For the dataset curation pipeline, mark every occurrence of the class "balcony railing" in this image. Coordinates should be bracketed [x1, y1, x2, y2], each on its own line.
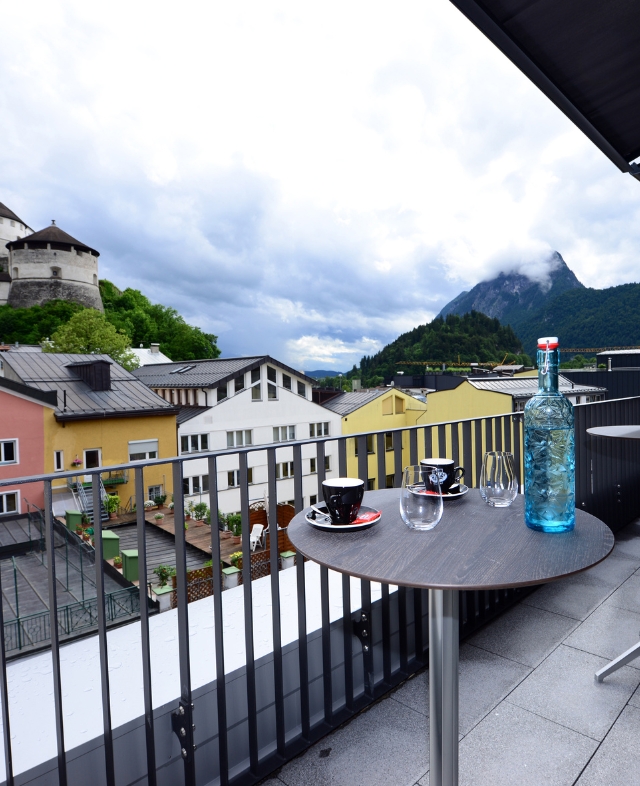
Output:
[0, 396, 639, 786]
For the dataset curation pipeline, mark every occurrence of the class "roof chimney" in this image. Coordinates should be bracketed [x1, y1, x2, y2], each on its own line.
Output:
[150, 343, 160, 354]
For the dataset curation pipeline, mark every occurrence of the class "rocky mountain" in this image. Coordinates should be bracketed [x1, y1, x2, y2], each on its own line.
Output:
[437, 252, 584, 336]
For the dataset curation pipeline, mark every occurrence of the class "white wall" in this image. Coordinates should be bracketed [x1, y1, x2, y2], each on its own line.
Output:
[0, 215, 31, 245]
[178, 363, 342, 514]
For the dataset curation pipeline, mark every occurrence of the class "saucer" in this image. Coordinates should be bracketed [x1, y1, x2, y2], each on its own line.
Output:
[305, 504, 382, 533]
[411, 484, 469, 500]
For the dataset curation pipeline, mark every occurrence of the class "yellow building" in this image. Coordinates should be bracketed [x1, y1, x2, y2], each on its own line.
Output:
[322, 388, 428, 489]
[1, 352, 179, 514]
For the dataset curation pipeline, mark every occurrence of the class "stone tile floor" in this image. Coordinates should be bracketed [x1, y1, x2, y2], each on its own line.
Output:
[259, 519, 640, 786]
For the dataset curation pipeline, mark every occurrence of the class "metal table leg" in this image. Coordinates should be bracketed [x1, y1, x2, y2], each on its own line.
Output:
[595, 639, 640, 682]
[429, 588, 459, 786]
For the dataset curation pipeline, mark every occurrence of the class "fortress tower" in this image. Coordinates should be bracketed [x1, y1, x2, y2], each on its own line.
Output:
[0, 202, 32, 306]
[4, 218, 104, 312]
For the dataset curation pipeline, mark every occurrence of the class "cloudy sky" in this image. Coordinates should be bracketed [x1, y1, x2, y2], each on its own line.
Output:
[1, 1, 639, 370]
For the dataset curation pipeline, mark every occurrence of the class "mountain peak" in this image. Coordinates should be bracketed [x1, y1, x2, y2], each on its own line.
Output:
[437, 252, 584, 332]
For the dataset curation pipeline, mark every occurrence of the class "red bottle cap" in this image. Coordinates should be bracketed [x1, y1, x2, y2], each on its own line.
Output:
[537, 336, 559, 349]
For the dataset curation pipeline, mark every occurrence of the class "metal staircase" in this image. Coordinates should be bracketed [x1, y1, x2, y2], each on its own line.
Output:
[70, 476, 109, 524]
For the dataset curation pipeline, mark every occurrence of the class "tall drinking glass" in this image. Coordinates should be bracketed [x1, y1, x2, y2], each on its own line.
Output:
[400, 465, 443, 531]
[480, 451, 518, 507]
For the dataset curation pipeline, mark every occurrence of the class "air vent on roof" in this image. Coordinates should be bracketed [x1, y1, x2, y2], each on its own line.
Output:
[169, 364, 197, 374]
[67, 360, 112, 391]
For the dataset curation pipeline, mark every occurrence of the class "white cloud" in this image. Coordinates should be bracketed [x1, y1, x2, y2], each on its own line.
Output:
[0, 0, 638, 369]
[286, 335, 383, 369]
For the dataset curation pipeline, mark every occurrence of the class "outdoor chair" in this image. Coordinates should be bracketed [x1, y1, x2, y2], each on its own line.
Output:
[250, 524, 264, 552]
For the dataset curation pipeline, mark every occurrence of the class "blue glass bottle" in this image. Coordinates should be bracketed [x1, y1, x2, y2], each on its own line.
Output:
[524, 337, 575, 532]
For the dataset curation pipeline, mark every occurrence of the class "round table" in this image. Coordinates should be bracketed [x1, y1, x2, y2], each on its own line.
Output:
[587, 424, 640, 681]
[288, 488, 613, 786]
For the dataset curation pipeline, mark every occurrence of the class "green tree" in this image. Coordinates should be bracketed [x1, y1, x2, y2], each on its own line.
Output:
[44, 309, 139, 370]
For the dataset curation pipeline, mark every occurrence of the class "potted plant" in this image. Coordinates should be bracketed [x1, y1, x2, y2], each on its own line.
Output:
[113, 555, 123, 569]
[228, 514, 242, 544]
[219, 512, 231, 538]
[71, 456, 82, 467]
[152, 564, 176, 588]
[75, 525, 83, 537]
[185, 500, 195, 520]
[193, 502, 208, 526]
[154, 494, 167, 509]
[229, 551, 243, 569]
[154, 512, 165, 521]
[144, 500, 155, 511]
[168, 501, 174, 511]
[106, 494, 120, 520]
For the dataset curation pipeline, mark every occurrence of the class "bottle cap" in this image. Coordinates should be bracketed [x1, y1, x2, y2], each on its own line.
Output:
[537, 336, 559, 349]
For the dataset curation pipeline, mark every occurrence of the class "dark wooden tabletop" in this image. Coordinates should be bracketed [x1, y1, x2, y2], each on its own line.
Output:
[587, 425, 640, 440]
[288, 489, 614, 591]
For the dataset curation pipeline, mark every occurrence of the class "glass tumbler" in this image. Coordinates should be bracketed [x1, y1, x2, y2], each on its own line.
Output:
[480, 451, 518, 507]
[400, 465, 444, 531]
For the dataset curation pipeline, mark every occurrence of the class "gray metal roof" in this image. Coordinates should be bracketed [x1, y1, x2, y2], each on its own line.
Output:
[321, 389, 388, 417]
[176, 407, 209, 425]
[132, 355, 316, 389]
[2, 352, 177, 420]
[597, 349, 640, 356]
[468, 375, 606, 398]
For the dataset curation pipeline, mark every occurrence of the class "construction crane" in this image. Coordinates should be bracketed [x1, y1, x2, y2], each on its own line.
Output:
[395, 360, 501, 368]
[559, 346, 640, 353]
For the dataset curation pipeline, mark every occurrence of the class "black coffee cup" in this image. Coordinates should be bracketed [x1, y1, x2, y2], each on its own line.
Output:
[322, 478, 365, 524]
[420, 458, 464, 495]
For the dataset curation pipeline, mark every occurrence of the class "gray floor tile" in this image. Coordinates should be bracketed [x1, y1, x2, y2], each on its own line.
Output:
[468, 603, 578, 667]
[580, 551, 638, 587]
[575, 705, 640, 786]
[564, 603, 640, 666]
[507, 643, 640, 740]
[629, 682, 640, 709]
[606, 573, 640, 614]
[391, 644, 530, 735]
[612, 521, 640, 564]
[456, 702, 597, 786]
[277, 697, 429, 786]
[522, 571, 613, 620]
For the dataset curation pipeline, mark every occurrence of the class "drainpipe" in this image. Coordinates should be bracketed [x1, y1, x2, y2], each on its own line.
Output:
[607, 357, 612, 372]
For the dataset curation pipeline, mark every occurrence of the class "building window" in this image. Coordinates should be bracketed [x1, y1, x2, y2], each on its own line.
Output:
[395, 396, 405, 414]
[297, 381, 306, 397]
[386, 474, 395, 489]
[183, 475, 210, 495]
[180, 434, 209, 453]
[275, 462, 295, 479]
[325, 455, 331, 472]
[367, 478, 376, 491]
[93, 274, 98, 285]
[129, 439, 158, 462]
[354, 436, 375, 456]
[54, 451, 64, 471]
[148, 485, 163, 500]
[51, 266, 61, 278]
[283, 374, 291, 390]
[268, 383, 277, 400]
[0, 440, 17, 465]
[235, 375, 245, 393]
[217, 384, 228, 402]
[267, 366, 277, 383]
[310, 422, 330, 438]
[228, 469, 253, 487]
[273, 425, 295, 442]
[251, 368, 260, 384]
[227, 430, 253, 447]
[385, 432, 393, 451]
[310, 458, 317, 474]
[9, 220, 14, 227]
[310, 494, 317, 506]
[252, 383, 261, 401]
[0, 492, 18, 515]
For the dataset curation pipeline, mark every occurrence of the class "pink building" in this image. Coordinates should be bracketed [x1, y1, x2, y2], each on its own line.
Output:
[0, 378, 57, 515]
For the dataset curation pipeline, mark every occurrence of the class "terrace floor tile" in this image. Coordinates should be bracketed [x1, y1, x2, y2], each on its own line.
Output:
[522, 571, 614, 621]
[467, 603, 578, 667]
[507, 643, 640, 740]
[575, 706, 640, 786]
[605, 572, 640, 614]
[276, 695, 429, 786]
[577, 550, 638, 587]
[564, 603, 640, 666]
[629, 682, 640, 709]
[391, 644, 530, 735]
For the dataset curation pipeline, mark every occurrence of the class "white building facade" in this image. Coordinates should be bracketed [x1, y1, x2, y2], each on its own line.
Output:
[133, 356, 342, 515]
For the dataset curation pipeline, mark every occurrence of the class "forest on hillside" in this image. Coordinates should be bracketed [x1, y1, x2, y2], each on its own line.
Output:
[0, 279, 220, 361]
[351, 311, 530, 387]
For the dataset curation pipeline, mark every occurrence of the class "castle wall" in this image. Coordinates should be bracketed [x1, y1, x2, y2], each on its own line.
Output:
[0, 215, 30, 245]
[0, 280, 10, 306]
[7, 245, 103, 311]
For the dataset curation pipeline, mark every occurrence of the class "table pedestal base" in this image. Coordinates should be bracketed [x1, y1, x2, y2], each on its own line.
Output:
[595, 639, 640, 682]
[429, 589, 459, 786]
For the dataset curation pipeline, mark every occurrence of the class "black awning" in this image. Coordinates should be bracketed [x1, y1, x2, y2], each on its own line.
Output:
[449, 0, 640, 179]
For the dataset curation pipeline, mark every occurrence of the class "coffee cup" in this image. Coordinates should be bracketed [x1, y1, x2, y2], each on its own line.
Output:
[420, 458, 464, 495]
[322, 477, 365, 524]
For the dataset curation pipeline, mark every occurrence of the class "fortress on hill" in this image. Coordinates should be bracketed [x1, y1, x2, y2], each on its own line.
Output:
[0, 200, 104, 311]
